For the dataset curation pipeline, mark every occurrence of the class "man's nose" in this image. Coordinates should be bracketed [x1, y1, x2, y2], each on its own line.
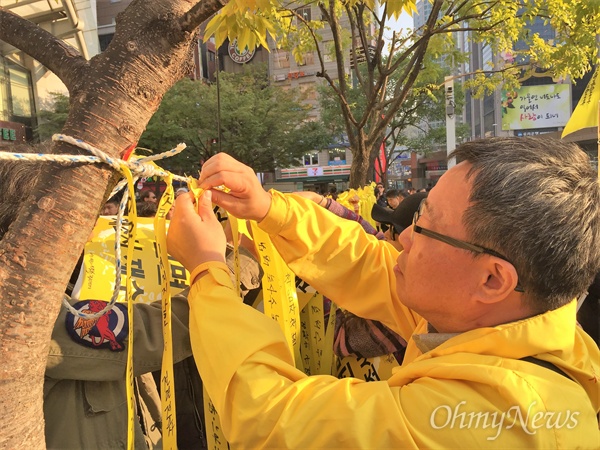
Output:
[397, 226, 412, 251]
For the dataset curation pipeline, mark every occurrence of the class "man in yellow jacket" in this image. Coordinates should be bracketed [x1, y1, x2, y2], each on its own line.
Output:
[167, 137, 600, 449]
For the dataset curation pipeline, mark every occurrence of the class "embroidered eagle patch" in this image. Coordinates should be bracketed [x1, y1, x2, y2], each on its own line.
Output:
[65, 300, 128, 352]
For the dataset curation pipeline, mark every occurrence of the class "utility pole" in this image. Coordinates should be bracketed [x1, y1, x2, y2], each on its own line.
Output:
[445, 76, 456, 169]
[215, 46, 222, 153]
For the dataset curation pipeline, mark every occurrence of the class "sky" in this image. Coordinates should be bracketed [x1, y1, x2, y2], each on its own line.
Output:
[382, 10, 414, 49]
[387, 11, 414, 35]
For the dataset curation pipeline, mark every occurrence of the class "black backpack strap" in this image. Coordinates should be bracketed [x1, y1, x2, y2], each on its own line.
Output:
[519, 357, 598, 424]
[519, 356, 574, 382]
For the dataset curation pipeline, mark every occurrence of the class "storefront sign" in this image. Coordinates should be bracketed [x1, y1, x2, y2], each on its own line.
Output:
[228, 39, 256, 64]
[0, 121, 24, 142]
[307, 167, 324, 176]
[501, 84, 570, 131]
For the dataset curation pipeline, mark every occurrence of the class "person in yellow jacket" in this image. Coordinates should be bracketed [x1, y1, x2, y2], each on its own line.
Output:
[167, 137, 600, 449]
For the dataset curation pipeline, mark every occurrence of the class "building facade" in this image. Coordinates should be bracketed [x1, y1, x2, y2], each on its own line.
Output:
[1, 0, 99, 144]
[410, 0, 597, 186]
[207, 4, 360, 192]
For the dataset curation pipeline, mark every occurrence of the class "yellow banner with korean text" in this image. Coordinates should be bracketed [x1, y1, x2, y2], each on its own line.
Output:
[562, 68, 599, 138]
[77, 217, 190, 303]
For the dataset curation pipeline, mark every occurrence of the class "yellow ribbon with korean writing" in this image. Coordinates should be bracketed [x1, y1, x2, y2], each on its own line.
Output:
[298, 293, 337, 375]
[250, 222, 302, 368]
[336, 353, 399, 381]
[120, 164, 137, 450]
[154, 174, 177, 449]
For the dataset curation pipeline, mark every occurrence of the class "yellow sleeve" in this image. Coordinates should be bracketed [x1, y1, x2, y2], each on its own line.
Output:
[189, 265, 421, 449]
[258, 190, 420, 338]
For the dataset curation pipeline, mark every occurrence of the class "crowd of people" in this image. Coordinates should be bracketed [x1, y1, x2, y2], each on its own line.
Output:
[2, 136, 600, 448]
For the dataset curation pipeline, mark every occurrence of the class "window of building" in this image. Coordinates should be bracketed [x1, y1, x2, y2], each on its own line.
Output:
[0, 57, 8, 121]
[296, 6, 311, 23]
[274, 49, 290, 69]
[8, 65, 33, 118]
[298, 52, 315, 66]
[328, 148, 346, 165]
[99, 33, 115, 52]
[303, 152, 319, 166]
[321, 41, 335, 62]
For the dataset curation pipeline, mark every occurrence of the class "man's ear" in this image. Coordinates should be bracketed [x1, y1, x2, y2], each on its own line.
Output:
[475, 259, 520, 305]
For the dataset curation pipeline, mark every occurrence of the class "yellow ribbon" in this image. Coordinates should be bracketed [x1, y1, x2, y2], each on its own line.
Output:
[229, 213, 242, 298]
[298, 293, 337, 376]
[250, 222, 303, 368]
[119, 162, 137, 450]
[203, 387, 229, 450]
[336, 353, 399, 381]
[322, 301, 337, 376]
[154, 175, 177, 449]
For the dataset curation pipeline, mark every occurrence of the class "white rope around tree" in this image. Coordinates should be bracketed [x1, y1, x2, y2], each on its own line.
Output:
[0, 134, 189, 319]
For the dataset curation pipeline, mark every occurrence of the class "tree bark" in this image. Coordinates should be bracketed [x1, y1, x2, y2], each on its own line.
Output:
[0, 0, 223, 447]
[348, 131, 372, 188]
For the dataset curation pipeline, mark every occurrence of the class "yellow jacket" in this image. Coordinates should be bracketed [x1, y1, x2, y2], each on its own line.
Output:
[189, 192, 600, 449]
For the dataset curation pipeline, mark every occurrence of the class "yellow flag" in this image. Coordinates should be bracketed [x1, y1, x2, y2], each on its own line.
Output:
[562, 69, 600, 138]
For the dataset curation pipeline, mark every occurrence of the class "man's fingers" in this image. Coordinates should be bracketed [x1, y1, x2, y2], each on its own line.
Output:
[197, 190, 215, 221]
[174, 191, 197, 214]
[199, 172, 251, 195]
[208, 188, 238, 212]
[200, 154, 246, 186]
[199, 154, 257, 193]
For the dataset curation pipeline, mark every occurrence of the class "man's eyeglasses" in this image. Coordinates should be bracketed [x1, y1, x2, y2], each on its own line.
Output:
[411, 200, 524, 293]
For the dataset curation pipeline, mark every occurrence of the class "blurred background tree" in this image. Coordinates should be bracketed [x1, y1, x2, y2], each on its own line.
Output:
[139, 64, 333, 174]
[36, 92, 69, 141]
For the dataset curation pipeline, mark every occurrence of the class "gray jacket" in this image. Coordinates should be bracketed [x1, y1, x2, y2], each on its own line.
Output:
[44, 298, 192, 449]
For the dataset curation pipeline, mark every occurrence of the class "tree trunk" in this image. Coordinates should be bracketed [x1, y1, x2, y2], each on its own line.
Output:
[349, 134, 372, 188]
[0, 0, 224, 447]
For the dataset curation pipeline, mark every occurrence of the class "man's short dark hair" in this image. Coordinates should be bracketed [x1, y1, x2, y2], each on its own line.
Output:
[140, 190, 155, 201]
[136, 200, 157, 218]
[385, 189, 407, 198]
[451, 137, 600, 312]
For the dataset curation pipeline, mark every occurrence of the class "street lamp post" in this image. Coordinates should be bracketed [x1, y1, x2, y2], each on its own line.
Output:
[215, 46, 222, 153]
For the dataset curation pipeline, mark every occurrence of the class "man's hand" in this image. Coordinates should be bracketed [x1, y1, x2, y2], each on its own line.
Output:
[167, 190, 226, 273]
[199, 153, 272, 222]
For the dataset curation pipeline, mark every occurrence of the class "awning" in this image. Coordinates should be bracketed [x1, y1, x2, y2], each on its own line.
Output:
[0, 0, 92, 59]
[276, 175, 350, 183]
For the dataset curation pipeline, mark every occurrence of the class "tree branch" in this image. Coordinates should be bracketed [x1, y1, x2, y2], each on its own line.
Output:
[350, 5, 390, 132]
[317, 2, 359, 129]
[0, 7, 88, 92]
[368, 0, 445, 142]
[373, 4, 387, 74]
[346, 5, 366, 89]
[179, 0, 229, 32]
